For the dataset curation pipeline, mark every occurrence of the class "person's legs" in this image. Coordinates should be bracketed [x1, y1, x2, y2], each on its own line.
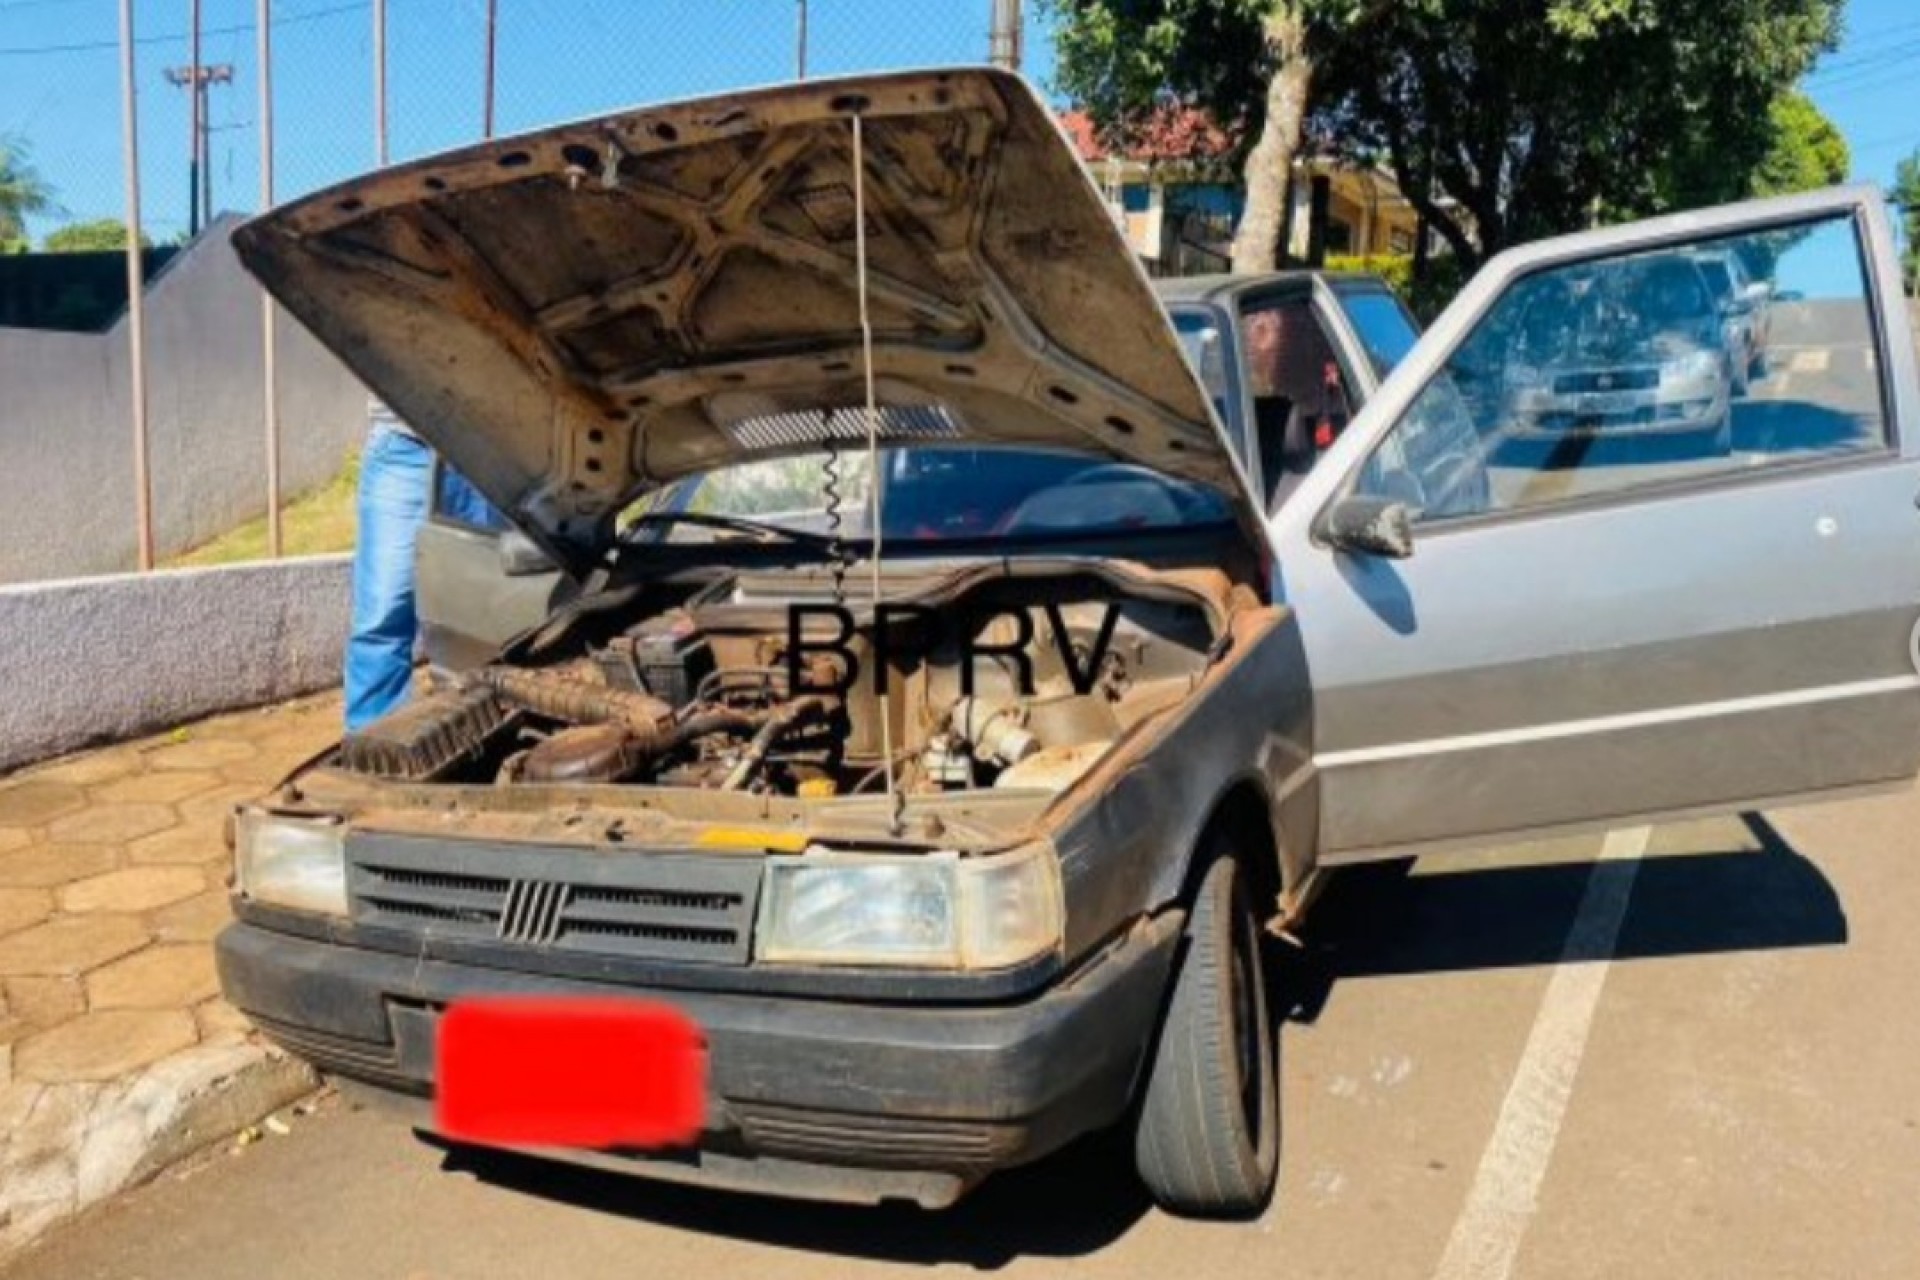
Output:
[434, 462, 506, 530]
[344, 426, 433, 732]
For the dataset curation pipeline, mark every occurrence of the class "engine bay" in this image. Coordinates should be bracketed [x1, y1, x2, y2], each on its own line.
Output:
[335, 566, 1231, 799]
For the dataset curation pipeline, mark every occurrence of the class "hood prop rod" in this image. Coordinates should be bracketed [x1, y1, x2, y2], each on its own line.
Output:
[851, 111, 903, 832]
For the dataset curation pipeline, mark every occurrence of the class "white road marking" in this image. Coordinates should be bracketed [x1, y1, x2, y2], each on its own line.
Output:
[1430, 825, 1650, 1280]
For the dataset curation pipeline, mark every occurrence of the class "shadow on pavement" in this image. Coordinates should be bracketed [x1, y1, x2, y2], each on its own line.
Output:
[427, 1122, 1153, 1269]
[1284, 812, 1845, 1025]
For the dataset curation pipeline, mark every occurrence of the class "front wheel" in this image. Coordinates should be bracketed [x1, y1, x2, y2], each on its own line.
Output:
[1134, 853, 1280, 1217]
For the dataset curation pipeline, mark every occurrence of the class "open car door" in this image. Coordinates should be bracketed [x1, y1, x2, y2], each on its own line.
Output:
[1268, 185, 1920, 861]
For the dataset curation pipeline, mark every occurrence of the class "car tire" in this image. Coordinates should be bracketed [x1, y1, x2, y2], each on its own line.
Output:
[1730, 357, 1751, 398]
[1134, 851, 1279, 1218]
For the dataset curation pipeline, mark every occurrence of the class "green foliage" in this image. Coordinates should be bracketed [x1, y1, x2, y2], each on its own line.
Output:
[0, 237, 28, 256]
[1044, 0, 1302, 161]
[1051, 1, 1844, 271]
[0, 134, 57, 242]
[1751, 92, 1850, 197]
[1312, 0, 1844, 265]
[43, 219, 150, 254]
[1656, 88, 1849, 211]
[1894, 148, 1920, 294]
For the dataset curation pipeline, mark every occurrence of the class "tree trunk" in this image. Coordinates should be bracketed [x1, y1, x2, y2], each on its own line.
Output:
[1230, 5, 1312, 275]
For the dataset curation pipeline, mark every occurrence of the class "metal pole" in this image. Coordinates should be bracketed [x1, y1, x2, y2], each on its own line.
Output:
[483, 0, 497, 138]
[988, 0, 1022, 72]
[374, 0, 388, 166]
[189, 0, 202, 236]
[120, 0, 155, 571]
[259, 0, 282, 558]
[795, 0, 808, 81]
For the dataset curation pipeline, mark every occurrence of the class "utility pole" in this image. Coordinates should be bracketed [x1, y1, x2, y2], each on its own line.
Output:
[796, 0, 808, 80]
[260, 0, 282, 557]
[988, 0, 1022, 72]
[119, 0, 154, 571]
[163, 58, 233, 236]
[483, 0, 498, 138]
[374, 0, 388, 166]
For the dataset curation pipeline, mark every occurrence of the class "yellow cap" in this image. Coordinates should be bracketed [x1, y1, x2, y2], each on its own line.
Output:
[797, 777, 839, 799]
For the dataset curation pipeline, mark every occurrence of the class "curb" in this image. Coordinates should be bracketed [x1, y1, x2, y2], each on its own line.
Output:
[0, 1038, 318, 1264]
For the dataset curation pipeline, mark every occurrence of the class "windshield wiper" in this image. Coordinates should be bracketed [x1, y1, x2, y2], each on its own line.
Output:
[619, 510, 840, 553]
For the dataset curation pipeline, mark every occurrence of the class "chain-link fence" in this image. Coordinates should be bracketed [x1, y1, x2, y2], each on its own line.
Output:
[0, 0, 1046, 582]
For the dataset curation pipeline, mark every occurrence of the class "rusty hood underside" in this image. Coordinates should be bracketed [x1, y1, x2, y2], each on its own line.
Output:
[233, 67, 1256, 575]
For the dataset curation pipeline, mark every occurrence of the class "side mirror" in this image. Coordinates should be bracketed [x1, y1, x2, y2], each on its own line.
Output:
[1319, 495, 1416, 559]
[498, 529, 559, 577]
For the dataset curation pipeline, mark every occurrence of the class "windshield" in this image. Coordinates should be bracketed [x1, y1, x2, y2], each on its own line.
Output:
[1336, 288, 1422, 377]
[639, 445, 1234, 546]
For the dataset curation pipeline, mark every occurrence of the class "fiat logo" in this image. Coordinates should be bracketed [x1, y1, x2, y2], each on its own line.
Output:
[1596, 373, 1614, 390]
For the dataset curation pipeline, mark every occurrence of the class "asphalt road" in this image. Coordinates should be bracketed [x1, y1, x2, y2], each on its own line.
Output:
[8, 779, 1920, 1280]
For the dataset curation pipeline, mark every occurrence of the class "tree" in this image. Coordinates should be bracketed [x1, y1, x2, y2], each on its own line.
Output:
[1894, 148, 1920, 295]
[43, 219, 150, 253]
[1751, 92, 1850, 197]
[1047, 1, 1349, 273]
[1655, 88, 1848, 211]
[1311, 0, 1845, 268]
[0, 134, 56, 243]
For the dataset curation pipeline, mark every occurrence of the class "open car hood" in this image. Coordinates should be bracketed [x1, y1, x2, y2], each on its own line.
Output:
[234, 67, 1260, 574]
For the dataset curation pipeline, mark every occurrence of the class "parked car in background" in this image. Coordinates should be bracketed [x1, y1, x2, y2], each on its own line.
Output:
[217, 68, 1920, 1221]
[1693, 246, 1774, 392]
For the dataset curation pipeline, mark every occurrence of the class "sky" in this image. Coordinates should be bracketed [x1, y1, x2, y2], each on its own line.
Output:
[0, 0, 1911, 246]
[0, 0, 1057, 241]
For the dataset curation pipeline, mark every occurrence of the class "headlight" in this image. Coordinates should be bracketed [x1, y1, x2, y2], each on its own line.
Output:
[1663, 350, 1721, 382]
[235, 810, 348, 916]
[758, 844, 1063, 969]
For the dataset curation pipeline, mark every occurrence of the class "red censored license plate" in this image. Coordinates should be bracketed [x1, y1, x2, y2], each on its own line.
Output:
[436, 998, 704, 1149]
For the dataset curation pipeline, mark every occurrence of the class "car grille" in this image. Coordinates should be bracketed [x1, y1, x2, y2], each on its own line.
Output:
[1553, 368, 1659, 394]
[347, 834, 761, 965]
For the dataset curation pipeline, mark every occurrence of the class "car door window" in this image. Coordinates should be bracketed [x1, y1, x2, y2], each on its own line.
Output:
[1353, 213, 1890, 521]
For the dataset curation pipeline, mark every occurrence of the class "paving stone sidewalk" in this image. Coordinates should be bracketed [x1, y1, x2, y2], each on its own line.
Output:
[0, 693, 341, 1259]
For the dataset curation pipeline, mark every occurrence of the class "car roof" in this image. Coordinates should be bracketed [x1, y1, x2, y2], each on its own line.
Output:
[1151, 270, 1389, 307]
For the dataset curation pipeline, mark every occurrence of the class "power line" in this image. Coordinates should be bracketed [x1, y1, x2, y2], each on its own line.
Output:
[0, 0, 367, 58]
[1812, 60, 1920, 102]
[1807, 42, 1920, 88]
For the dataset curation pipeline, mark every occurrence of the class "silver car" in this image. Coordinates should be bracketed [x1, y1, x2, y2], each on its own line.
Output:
[215, 69, 1920, 1220]
[1693, 247, 1774, 392]
[1500, 255, 1735, 454]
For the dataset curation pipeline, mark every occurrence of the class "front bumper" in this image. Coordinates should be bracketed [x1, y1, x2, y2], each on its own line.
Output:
[215, 911, 1182, 1207]
[1509, 377, 1727, 438]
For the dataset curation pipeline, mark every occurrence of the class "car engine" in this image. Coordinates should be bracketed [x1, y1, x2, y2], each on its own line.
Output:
[336, 570, 1225, 798]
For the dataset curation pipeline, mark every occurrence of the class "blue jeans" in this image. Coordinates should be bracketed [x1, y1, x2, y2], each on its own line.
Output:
[345, 425, 499, 731]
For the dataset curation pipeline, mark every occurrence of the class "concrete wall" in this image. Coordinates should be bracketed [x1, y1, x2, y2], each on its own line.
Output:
[0, 556, 350, 772]
[0, 217, 370, 584]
